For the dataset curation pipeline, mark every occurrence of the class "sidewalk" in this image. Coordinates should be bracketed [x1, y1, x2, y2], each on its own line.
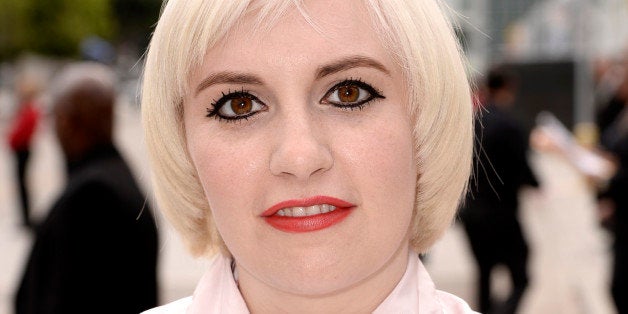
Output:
[0, 100, 617, 313]
[428, 152, 616, 313]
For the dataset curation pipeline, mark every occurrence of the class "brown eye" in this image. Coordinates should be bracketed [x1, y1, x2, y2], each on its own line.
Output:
[338, 85, 360, 103]
[208, 92, 267, 121]
[231, 97, 253, 115]
[321, 80, 384, 108]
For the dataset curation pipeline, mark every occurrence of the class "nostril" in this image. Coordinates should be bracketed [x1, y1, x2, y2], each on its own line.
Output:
[268, 135, 333, 179]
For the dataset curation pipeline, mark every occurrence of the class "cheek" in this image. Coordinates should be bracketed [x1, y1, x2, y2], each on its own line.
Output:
[346, 119, 416, 191]
[186, 134, 270, 255]
[340, 115, 417, 220]
[185, 123, 266, 219]
[191, 141, 261, 200]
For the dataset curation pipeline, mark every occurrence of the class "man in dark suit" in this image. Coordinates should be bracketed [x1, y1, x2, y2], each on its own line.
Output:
[15, 63, 159, 314]
[597, 92, 628, 313]
[598, 134, 628, 314]
[460, 67, 539, 314]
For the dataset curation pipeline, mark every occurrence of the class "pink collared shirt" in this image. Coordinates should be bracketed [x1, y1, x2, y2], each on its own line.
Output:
[143, 252, 477, 313]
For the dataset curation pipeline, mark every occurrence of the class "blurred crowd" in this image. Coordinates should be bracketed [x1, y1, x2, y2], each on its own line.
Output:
[592, 55, 628, 314]
[4, 61, 159, 314]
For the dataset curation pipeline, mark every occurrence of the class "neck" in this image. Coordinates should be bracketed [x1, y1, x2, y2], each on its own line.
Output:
[238, 244, 410, 313]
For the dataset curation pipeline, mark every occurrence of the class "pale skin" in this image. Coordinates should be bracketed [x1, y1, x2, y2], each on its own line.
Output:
[184, 1, 418, 312]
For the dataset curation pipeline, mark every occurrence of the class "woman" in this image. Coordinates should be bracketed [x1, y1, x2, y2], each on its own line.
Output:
[142, 0, 474, 312]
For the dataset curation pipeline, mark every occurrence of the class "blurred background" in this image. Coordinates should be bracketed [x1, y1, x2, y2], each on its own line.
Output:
[1, 0, 627, 313]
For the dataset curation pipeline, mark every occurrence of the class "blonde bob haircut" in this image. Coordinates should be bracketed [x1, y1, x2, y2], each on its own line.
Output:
[142, 0, 473, 257]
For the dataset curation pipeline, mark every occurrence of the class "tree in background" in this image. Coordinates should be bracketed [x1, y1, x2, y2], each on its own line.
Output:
[112, 0, 162, 56]
[0, 0, 160, 61]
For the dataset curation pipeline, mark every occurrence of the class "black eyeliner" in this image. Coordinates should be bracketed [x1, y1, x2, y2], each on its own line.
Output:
[205, 88, 264, 122]
[322, 78, 385, 110]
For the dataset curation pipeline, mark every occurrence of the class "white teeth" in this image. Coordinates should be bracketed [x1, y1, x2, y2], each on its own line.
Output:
[305, 206, 320, 216]
[276, 204, 337, 217]
[293, 207, 306, 217]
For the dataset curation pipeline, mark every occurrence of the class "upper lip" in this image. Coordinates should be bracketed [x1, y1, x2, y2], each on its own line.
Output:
[261, 195, 355, 217]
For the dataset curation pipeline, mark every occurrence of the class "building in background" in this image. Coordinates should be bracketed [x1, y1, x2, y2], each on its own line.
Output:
[447, 0, 628, 135]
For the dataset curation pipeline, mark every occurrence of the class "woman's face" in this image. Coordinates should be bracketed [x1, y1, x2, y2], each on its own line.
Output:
[184, 0, 417, 298]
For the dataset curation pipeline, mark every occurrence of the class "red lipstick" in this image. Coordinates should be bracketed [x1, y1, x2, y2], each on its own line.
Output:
[262, 196, 355, 233]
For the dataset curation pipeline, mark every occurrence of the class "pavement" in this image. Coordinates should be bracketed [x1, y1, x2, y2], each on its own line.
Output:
[0, 95, 618, 313]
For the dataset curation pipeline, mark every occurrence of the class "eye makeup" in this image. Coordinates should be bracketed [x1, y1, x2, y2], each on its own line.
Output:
[205, 78, 385, 122]
[206, 89, 267, 122]
[320, 78, 385, 110]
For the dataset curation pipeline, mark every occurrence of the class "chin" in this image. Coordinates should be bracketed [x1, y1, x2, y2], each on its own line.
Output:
[267, 246, 395, 296]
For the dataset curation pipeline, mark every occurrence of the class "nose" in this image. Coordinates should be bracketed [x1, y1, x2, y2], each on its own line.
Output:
[269, 111, 333, 181]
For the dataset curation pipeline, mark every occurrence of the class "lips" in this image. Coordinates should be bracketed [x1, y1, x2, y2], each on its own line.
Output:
[262, 196, 355, 233]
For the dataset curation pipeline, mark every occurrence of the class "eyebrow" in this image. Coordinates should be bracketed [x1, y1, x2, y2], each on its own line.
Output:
[195, 55, 390, 96]
[195, 72, 264, 96]
[316, 55, 390, 79]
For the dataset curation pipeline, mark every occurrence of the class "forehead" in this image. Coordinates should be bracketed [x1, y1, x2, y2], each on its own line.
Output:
[191, 0, 395, 81]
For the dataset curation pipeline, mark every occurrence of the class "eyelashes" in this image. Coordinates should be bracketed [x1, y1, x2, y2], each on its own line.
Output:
[205, 79, 385, 122]
[321, 79, 385, 109]
[206, 89, 267, 121]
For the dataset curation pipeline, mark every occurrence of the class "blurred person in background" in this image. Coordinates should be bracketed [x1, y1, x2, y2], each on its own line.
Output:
[598, 134, 628, 314]
[460, 67, 540, 314]
[15, 62, 159, 314]
[6, 74, 41, 229]
[596, 57, 628, 151]
[595, 56, 628, 314]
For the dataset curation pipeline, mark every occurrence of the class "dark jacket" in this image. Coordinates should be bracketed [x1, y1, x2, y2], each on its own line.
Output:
[600, 134, 628, 250]
[16, 144, 159, 314]
[464, 103, 539, 214]
[598, 132, 628, 313]
[460, 103, 539, 260]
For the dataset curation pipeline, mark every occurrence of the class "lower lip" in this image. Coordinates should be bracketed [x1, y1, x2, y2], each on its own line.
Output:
[264, 207, 353, 233]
